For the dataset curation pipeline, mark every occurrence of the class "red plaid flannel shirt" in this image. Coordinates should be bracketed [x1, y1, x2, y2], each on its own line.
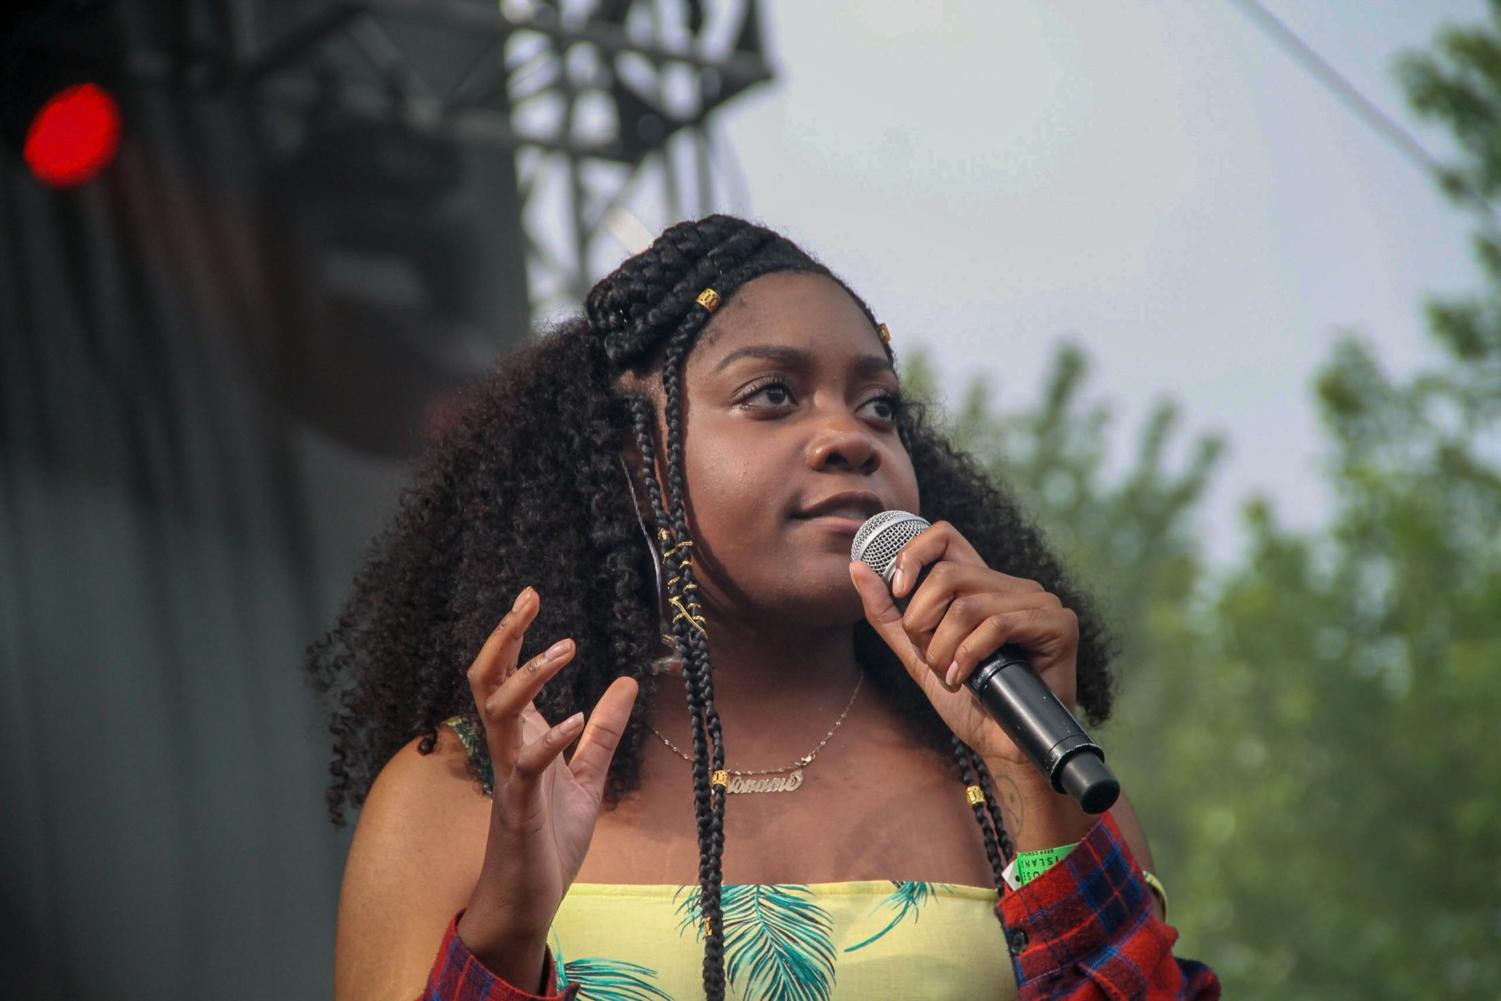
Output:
[417, 811, 1219, 1000]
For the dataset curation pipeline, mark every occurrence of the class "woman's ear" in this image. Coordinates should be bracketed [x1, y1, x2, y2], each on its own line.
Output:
[617, 443, 673, 636]
[619, 438, 647, 484]
[618, 447, 648, 510]
[614, 386, 669, 503]
[617, 435, 662, 533]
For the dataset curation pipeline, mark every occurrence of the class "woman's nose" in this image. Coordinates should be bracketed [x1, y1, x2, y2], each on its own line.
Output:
[805, 415, 881, 474]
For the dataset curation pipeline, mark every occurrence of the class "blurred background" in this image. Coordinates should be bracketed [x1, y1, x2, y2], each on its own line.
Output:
[3, 0, 1498, 997]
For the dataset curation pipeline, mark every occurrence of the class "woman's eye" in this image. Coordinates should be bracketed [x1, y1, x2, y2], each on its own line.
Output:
[864, 393, 902, 422]
[739, 379, 795, 408]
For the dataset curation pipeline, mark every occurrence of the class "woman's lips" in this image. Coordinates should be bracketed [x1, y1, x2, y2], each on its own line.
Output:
[794, 514, 865, 535]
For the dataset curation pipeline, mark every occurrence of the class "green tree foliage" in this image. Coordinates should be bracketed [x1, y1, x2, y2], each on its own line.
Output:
[897, 8, 1501, 995]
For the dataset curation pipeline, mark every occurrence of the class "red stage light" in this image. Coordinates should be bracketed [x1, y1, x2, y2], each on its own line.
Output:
[22, 82, 121, 188]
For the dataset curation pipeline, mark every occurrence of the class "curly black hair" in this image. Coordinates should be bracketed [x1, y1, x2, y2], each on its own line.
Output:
[305, 214, 1116, 999]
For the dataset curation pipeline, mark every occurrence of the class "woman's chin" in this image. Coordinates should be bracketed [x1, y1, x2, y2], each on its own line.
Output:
[760, 576, 868, 627]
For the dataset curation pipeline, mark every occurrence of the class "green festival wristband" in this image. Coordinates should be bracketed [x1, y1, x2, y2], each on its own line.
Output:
[1012, 843, 1078, 887]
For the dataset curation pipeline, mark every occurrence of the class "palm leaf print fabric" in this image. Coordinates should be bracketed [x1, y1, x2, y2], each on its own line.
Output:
[676, 883, 837, 1001]
[547, 880, 1016, 1000]
[842, 881, 955, 954]
[549, 932, 674, 1001]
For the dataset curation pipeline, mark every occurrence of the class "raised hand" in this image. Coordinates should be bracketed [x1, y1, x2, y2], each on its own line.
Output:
[455, 585, 639, 977]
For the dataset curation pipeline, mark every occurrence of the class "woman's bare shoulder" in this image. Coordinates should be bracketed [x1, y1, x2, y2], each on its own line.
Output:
[333, 727, 491, 1001]
[373, 725, 490, 810]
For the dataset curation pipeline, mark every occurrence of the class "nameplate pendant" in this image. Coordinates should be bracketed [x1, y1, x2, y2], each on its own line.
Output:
[725, 769, 804, 794]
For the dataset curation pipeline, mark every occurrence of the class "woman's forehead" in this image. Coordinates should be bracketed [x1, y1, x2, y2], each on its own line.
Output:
[613, 272, 891, 398]
[694, 272, 886, 362]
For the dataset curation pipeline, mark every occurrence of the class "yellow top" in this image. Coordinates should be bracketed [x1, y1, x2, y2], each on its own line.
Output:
[441, 716, 1018, 999]
[547, 879, 1017, 1000]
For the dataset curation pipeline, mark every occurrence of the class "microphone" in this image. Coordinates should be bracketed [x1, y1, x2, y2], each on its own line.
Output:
[852, 511, 1120, 814]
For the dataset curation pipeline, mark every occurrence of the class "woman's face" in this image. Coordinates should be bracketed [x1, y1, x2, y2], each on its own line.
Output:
[643, 271, 921, 628]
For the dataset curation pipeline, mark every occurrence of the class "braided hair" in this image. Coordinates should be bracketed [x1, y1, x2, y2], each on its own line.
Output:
[307, 214, 1116, 999]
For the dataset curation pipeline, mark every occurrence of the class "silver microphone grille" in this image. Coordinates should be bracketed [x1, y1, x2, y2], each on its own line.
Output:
[850, 511, 931, 582]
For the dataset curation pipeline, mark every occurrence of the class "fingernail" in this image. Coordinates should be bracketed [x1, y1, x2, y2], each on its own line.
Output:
[513, 586, 534, 611]
[891, 567, 906, 594]
[561, 712, 585, 732]
[944, 662, 960, 687]
[545, 638, 572, 661]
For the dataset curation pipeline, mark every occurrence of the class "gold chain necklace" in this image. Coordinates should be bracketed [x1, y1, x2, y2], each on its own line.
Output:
[644, 666, 864, 795]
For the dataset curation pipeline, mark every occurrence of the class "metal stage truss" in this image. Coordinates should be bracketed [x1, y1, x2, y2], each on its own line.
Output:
[126, 0, 772, 317]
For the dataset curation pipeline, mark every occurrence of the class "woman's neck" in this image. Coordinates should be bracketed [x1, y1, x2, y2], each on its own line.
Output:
[643, 617, 868, 766]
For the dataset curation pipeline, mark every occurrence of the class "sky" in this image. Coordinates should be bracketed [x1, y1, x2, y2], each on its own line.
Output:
[667, 0, 1489, 566]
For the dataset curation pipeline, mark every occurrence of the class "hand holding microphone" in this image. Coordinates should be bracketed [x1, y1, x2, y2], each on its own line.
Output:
[848, 511, 1119, 814]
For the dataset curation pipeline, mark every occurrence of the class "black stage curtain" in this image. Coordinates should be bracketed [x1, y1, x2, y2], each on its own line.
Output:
[0, 7, 528, 996]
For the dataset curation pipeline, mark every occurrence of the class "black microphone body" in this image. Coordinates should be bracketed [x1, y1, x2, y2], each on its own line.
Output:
[852, 511, 1120, 814]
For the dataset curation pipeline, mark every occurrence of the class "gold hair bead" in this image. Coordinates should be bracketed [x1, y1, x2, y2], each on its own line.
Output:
[711, 770, 729, 789]
[965, 785, 985, 806]
[877, 322, 891, 345]
[696, 288, 722, 313]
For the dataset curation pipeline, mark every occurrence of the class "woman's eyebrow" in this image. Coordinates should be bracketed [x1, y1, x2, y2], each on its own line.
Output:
[712, 344, 895, 378]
